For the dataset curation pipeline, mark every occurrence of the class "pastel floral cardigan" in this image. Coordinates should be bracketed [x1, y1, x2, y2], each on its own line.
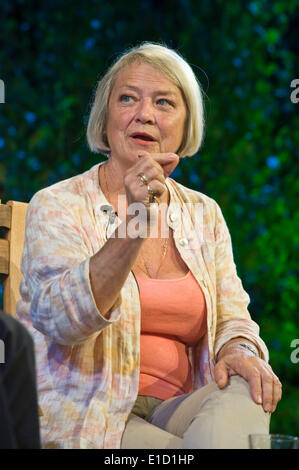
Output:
[16, 162, 269, 449]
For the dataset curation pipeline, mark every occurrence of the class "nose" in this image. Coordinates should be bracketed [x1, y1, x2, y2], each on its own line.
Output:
[135, 98, 155, 124]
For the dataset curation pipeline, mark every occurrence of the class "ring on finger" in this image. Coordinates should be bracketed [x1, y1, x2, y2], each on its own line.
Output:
[138, 172, 149, 186]
[147, 185, 156, 204]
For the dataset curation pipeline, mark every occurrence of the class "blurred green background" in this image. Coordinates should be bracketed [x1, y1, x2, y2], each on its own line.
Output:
[0, 0, 298, 435]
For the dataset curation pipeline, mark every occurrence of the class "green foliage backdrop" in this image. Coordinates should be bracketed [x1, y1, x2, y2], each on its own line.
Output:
[0, 0, 298, 435]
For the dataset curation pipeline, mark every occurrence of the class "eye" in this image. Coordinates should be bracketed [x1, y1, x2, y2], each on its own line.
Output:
[157, 98, 172, 107]
[120, 94, 134, 103]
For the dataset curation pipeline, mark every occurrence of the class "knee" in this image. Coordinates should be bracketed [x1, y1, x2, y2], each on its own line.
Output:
[209, 375, 254, 401]
[183, 376, 270, 449]
[203, 375, 270, 426]
[219, 375, 253, 398]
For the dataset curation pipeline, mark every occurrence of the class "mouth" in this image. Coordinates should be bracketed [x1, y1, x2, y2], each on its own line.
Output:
[130, 132, 157, 145]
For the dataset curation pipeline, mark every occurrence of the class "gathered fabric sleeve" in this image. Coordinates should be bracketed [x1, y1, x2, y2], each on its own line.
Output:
[212, 202, 269, 362]
[21, 188, 121, 345]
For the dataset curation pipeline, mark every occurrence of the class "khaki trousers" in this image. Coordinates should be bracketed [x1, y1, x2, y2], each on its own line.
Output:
[121, 376, 270, 449]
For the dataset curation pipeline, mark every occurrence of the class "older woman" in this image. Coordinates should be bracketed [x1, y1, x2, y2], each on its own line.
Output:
[16, 42, 282, 449]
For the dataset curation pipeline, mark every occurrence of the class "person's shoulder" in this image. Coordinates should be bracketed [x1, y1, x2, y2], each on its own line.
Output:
[28, 164, 100, 210]
[167, 177, 218, 209]
[167, 177, 227, 230]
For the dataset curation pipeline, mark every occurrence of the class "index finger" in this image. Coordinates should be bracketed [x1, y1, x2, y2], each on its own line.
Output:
[138, 152, 179, 177]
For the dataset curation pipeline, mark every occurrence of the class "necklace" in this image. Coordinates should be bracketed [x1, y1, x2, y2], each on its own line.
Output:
[102, 162, 169, 279]
[140, 237, 168, 279]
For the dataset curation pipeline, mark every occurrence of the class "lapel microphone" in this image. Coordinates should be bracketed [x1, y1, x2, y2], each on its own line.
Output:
[100, 204, 118, 224]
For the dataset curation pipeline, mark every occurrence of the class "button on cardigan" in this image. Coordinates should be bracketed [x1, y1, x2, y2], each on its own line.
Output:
[15, 162, 269, 449]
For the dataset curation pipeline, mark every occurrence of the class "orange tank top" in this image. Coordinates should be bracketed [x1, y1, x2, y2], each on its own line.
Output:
[135, 270, 207, 400]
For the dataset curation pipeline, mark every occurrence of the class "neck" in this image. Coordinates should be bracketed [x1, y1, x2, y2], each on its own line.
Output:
[104, 156, 127, 196]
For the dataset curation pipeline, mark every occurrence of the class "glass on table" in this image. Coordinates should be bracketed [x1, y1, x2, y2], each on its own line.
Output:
[249, 434, 299, 449]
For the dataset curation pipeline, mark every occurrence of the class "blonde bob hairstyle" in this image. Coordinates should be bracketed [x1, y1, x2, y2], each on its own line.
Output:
[86, 42, 205, 158]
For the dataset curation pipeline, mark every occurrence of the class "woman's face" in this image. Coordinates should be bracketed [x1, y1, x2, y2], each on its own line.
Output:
[106, 62, 187, 168]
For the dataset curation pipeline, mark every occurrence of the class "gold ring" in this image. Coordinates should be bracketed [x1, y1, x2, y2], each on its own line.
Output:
[147, 185, 156, 204]
[138, 172, 148, 186]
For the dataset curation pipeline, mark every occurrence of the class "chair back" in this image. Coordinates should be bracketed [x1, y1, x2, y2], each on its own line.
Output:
[0, 200, 28, 315]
